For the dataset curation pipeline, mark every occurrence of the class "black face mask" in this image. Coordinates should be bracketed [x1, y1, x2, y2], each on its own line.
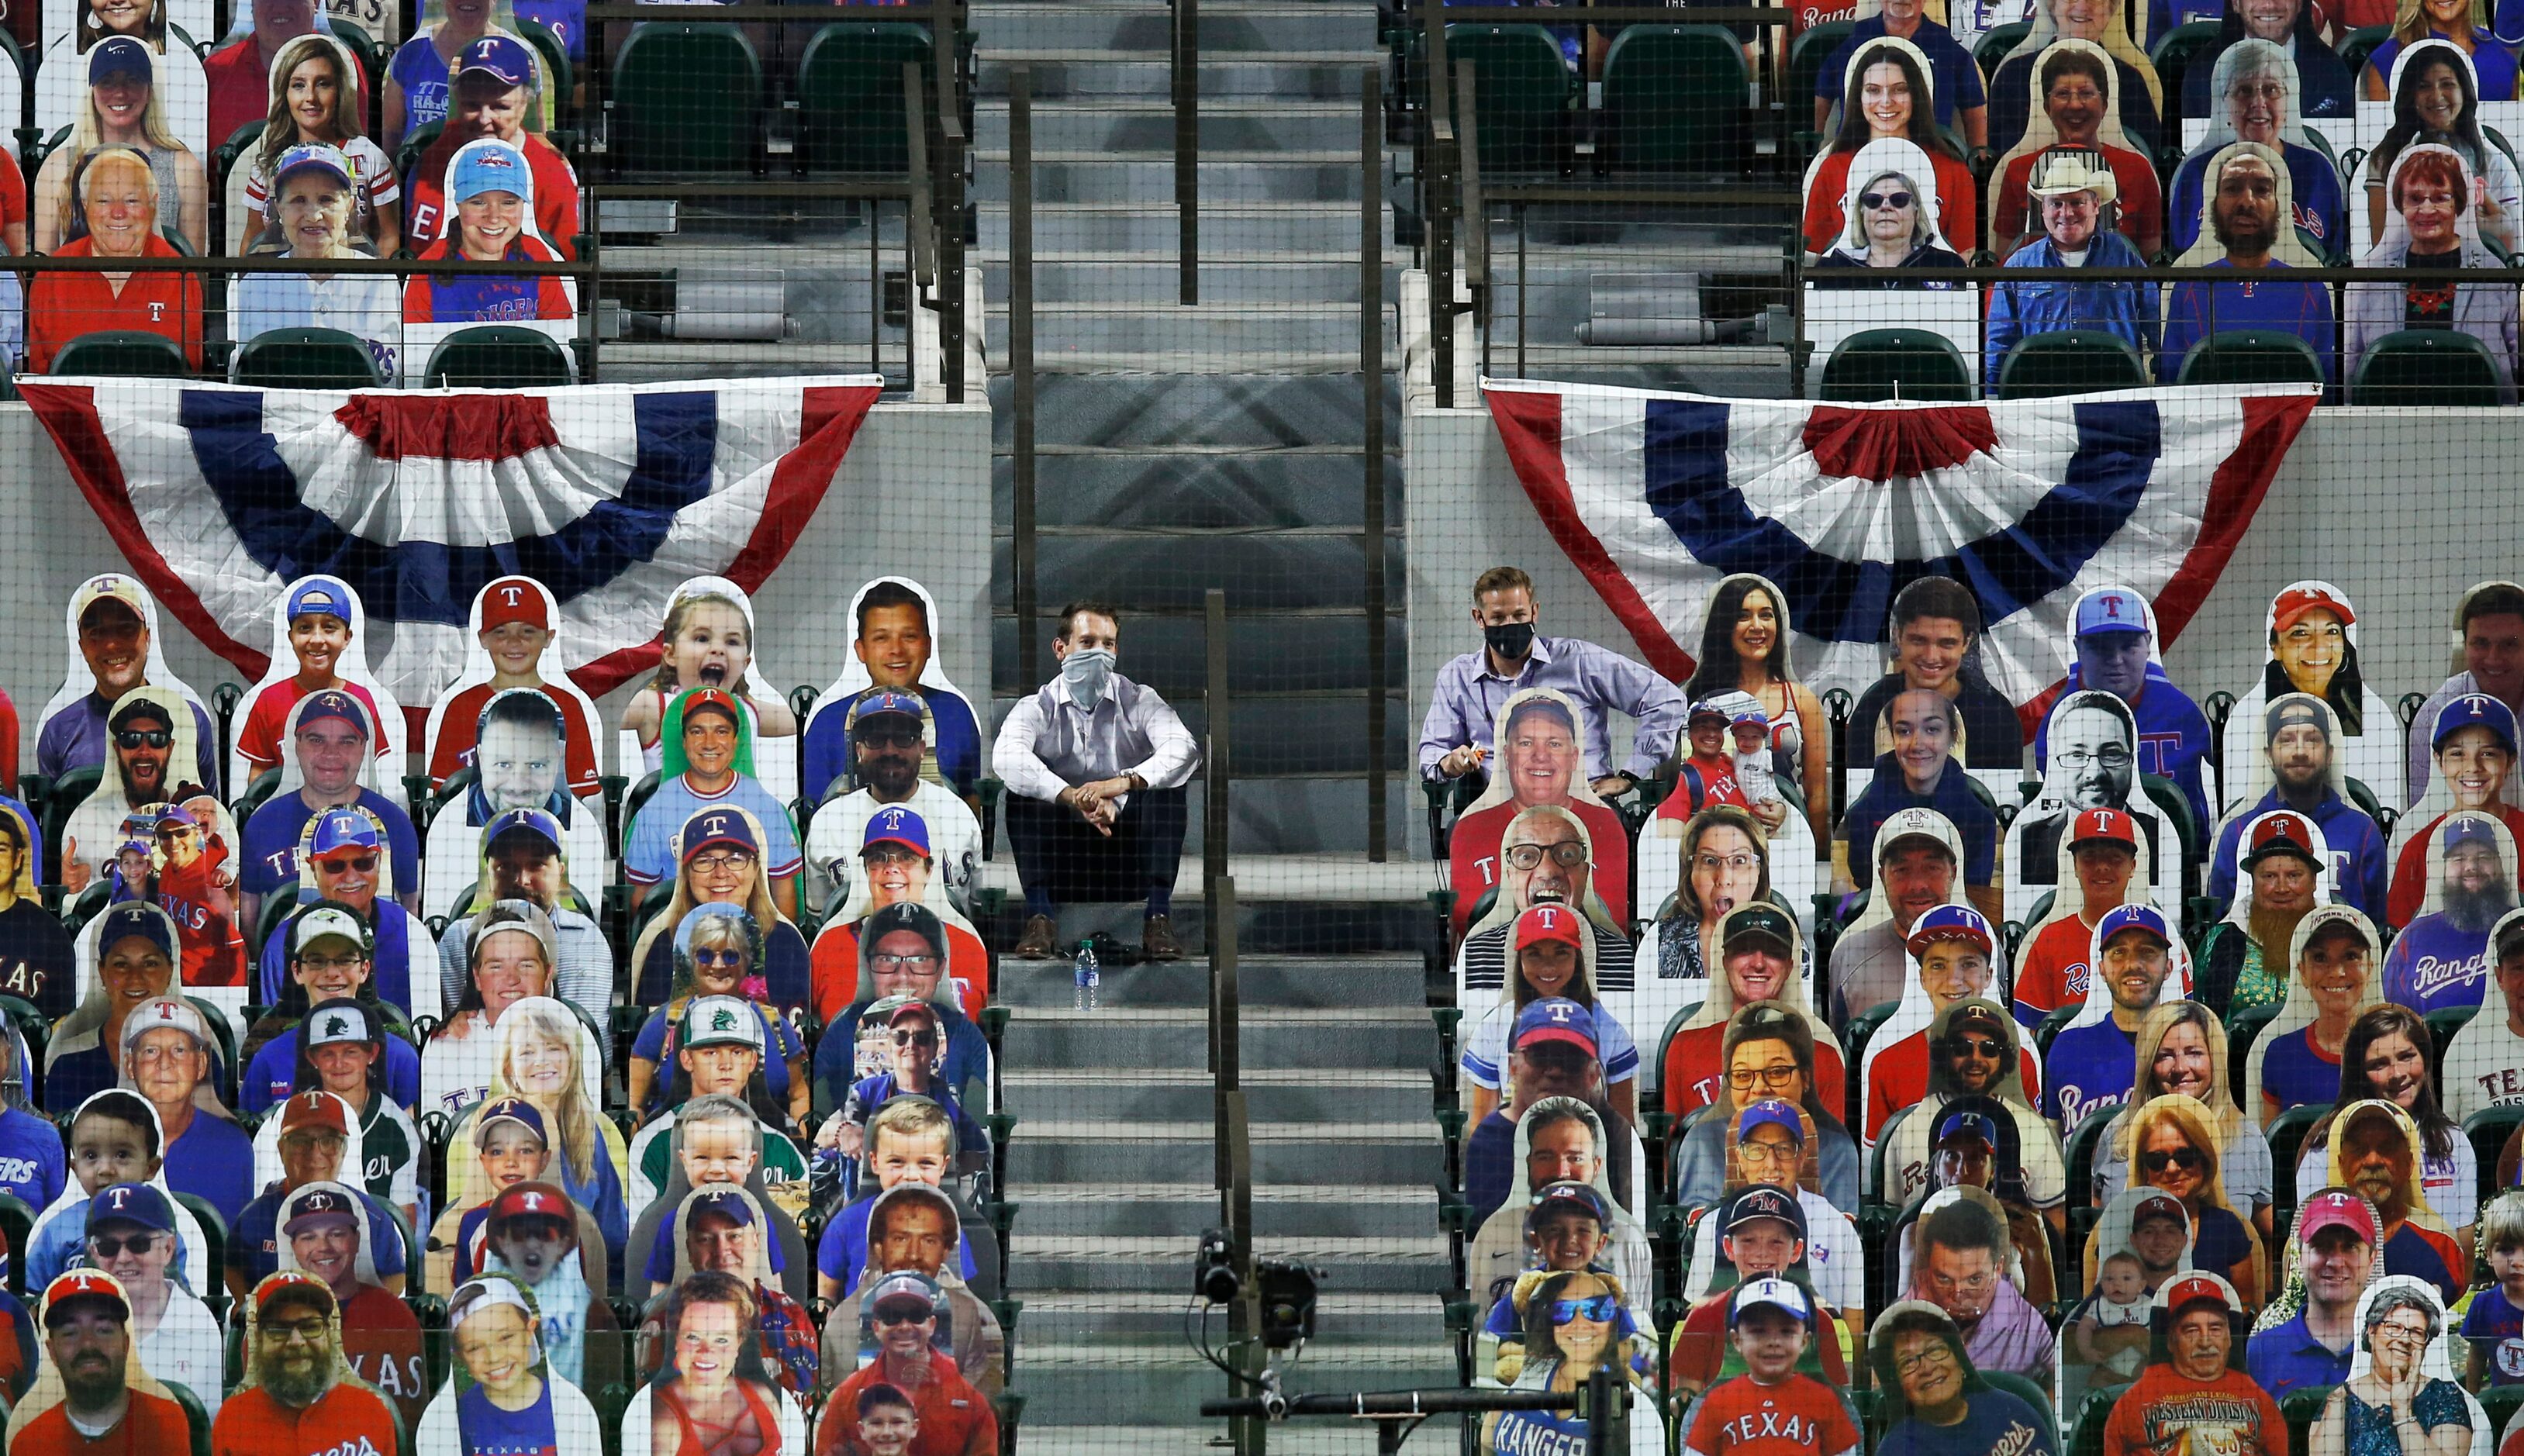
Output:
[1485, 621, 1536, 661]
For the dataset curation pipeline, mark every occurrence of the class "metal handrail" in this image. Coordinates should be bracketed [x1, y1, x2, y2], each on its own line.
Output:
[1172, 0, 1201, 303]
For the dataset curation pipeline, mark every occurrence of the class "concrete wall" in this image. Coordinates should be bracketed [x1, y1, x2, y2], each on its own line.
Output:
[0, 395, 993, 775]
[1404, 399, 2522, 813]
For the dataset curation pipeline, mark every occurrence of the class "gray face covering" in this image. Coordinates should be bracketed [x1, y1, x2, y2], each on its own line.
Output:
[1062, 648, 1115, 709]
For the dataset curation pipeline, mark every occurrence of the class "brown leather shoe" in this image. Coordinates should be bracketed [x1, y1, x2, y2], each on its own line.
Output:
[1143, 913, 1183, 961]
[1013, 914, 1057, 959]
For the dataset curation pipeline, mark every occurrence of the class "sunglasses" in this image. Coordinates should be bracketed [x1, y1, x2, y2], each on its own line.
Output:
[1551, 1295, 1618, 1323]
[1949, 1037, 2004, 1057]
[315, 854, 377, 874]
[856, 726, 924, 748]
[2140, 1147, 2205, 1173]
[692, 949, 747, 968]
[873, 1304, 932, 1326]
[114, 729, 171, 750]
[88, 1233, 161, 1258]
[1861, 191, 1915, 210]
[890, 1029, 939, 1048]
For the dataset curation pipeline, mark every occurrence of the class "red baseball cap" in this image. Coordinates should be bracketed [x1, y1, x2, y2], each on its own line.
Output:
[1516, 904, 1583, 953]
[680, 688, 741, 725]
[2272, 584, 2355, 635]
[2243, 812, 2320, 869]
[479, 577, 550, 632]
[280, 1090, 349, 1139]
[2068, 806, 2140, 851]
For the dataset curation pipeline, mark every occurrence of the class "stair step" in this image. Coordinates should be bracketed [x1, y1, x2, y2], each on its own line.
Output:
[982, 254, 1393, 306]
[987, 371, 1393, 448]
[977, 154, 1367, 204]
[978, 54, 1379, 98]
[1010, 1233, 1448, 1291]
[1020, 1289, 1441, 1338]
[991, 447, 1400, 530]
[1003, 1006, 1435, 1071]
[1009, 1179, 1439, 1237]
[980, 201, 1381, 254]
[968, 2, 1378, 54]
[986, 300, 1387, 357]
[979, 100, 1363, 152]
[998, 954, 1424, 1009]
[1018, 1427, 1457, 1453]
[1011, 1339, 1457, 1426]
[989, 530, 1396, 612]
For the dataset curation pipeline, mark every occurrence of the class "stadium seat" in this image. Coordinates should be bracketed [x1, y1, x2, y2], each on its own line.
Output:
[2175, 329, 2326, 387]
[1434, 23, 1573, 177]
[36, 765, 100, 876]
[2263, 1100, 2331, 1236]
[515, 16, 575, 119]
[2035, 1003, 2079, 1062]
[1984, 1371, 2061, 1452]
[165, 1377, 209, 1456]
[609, 22, 765, 176]
[2426, 1005, 2477, 1088]
[2069, 1382, 2125, 1456]
[2467, 1104, 2524, 1207]
[1787, 19, 1854, 152]
[49, 331, 195, 379]
[230, 327, 387, 388]
[1997, 330, 2149, 399]
[1599, 25, 1749, 175]
[2350, 329, 2508, 406]
[396, 120, 444, 188]
[422, 326, 578, 387]
[794, 22, 934, 176]
[1820, 328, 1976, 402]
[2225, 1003, 2279, 1105]
[2336, 23, 2390, 79]
[1975, 21, 2032, 77]
[2481, 1385, 2524, 1445]
[2283, 1386, 2330, 1454]
[2064, 1102, 2117, 1200]
[2147, 21, 2223, 126]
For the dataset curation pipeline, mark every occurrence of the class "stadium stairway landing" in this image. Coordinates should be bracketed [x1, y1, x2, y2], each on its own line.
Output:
[969, 2, 1451, 1447]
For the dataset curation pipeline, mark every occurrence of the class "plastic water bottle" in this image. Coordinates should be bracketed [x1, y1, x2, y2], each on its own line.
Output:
[1072, 939, 1101, 1011]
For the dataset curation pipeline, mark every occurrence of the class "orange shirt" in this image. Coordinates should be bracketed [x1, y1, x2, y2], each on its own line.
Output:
[15, 1389, 192, 1455]
[427, 681, 603, 796]
[819, 1355, 997, 1456]
[210, 1378, 400, 1456]
[810, 919, 990, 1023]
[27, 236, 204, 374]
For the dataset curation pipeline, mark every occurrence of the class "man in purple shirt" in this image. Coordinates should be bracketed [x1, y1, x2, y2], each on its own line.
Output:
[2383, 815, 2516, 1013]
[1419, 565, 1686, 800]
[36, 578, 217, 790]
[2207, 694, 2391, 918]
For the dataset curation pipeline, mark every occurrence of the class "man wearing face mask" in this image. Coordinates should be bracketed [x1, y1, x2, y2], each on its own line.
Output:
[996, 602, 1199, 963]
[1419, 565, 1686, 804]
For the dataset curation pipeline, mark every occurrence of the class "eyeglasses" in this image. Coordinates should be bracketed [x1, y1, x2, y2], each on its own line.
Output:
[873, 1305, 933, 1326]
[1694, 853, 1760, 875]
[2140, 1147, 2205, 1173]
[1894, 1344, 1956, 1378]
[692, 948, 747, 968]
[689, 852, 755, 874]
[113, 730, 170, 750]
[1504, 843, 1588, 871]
[314, 854, 377, 875]
[891, 1030, 939, 1048]
[1725, 1065, 1801, 1091]
[2054, 747, 2135, 772]
[1550, 1295, 1618, 1323]
[298, 954, 366, 973]
[872, 953, 941, 971]
[264, 1317, 330, 1344]
[1860, 191, 1915, 210]
[856, 727, 923, 749]
[1737, 1138, 1801, 1163]
[88, 1233, 161, 1258]
[1947, 1037, 2004, 1057]
[2376, 1317, 2432, 1342]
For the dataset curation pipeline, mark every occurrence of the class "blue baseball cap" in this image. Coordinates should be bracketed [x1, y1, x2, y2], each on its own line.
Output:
[1722, 1185, 1805, 1239]
[2074, 588, 2149, 637]
[687, 1188, 756, 1228]
[2445, 814, 2505, 854]
[485, 806, 564, 854]
[450, 139, 530, 205]
[295, 689, 369, 737]
[281, 1186, 361, 1236]
[1935, 1109, 2001, 1147]
[274, 142, 353, 191]
[1735, 1099, 1805, 1146]
[286, 580, 351, 623]
[309, 808, 380, 856]
[95, 902, 173, 961]
[2436, 692, 2519, 754]
[848, 688, 927, 728]
[681, 807, 760, 860]
[1727, 1275, 1811, 1328]
[1512, 997, 1598, 1054]
[1904, 903, 1995, 957]
[88, 35, 150, 83]
[457, 35, 536, 88]
[85, 1182, 174, 1235]
[475, 1096, 547, 1147]
[1527, 1180, 1611, 1227]
[1687, 699, 1731, 725]
[862, 805, 931, 858]
[2095, 902, 2173, 949]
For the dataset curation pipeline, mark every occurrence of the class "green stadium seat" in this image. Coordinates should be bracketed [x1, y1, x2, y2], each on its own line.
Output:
[794, 22, 933, 176]
[2350, 329, 2508, 406]
[1997, 329, 2150, 399]
[2148, 21, 2223, 123]
[1820, 328, 1977, 402]
[2426, 1005, 2477, 1089]
[609, 23, 765, 176]
[1976, 21, 2032, 77]
[2175, 329, 2326, 387]
[2283, 1386, 2331, 1455]
[2336, 23, 2390, 79]
[1787, 19, 1855, 150]
[2141, 772, 2201, 869]
[2263, 1100, 2332, 1235]
[2068, 1381, 2126, 1456]
[396, 119, 444, 187]
[2065, 1102, 2118, 1201]
[2480, 1385, 2524, 1444]
[514, 16, 574, 116]
[1600, 25, 1750, 175]
[422, 326, 577, 388]
[2467, 1104, 2524, 1208]
[230, 327, 386, 389]
[48, 331, 194, 379]
[2225, 1002, 2280, 1106]
[164, 1376, 209, 1456]
[36, 767, 100, 888]
[2035, 1002, 2080, 1062]
[1438, 23, 1573, 177]
[1984, 1371, 2063, 1454]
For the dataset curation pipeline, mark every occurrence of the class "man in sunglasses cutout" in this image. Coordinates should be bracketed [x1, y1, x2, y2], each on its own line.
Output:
[806, 691, 982, 925]
[60, 693, 198, 892]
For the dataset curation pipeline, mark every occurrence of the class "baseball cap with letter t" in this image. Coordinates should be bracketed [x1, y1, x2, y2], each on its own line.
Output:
[2094, 902, 2173, 949]
[84, 1182, 175, 1237]
[2242, 811, 2322, 871]
[862, 806, 931, 859]
[2073, 587, 2148, 637]
[1511, 998, 1598, 1056]
[1904, 903, 1995, 958]
[2068, 806, 2141, 852]
[41, 1270, 131, 1330]
[2437, 693, 2520, 754]
[2296, 1189, 2378, 1247]
[1726, 1275, 1813, 1329]
[480, 577, 551, 632]
[1516, 903, 1583, 952]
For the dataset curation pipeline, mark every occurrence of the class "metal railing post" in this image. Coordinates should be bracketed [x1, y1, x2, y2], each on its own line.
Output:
[1421, 0, 1455, 407]
[1362, 67, 1390, 862]
[932, 2, 968, 405]
[1172, 0, 1201, 303]
[1203, 588, 1231, 955]
[1010, 65, 1041, 689]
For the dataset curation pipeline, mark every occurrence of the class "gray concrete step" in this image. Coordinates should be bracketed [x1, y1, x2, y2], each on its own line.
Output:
[989, 371, 1391, 449]
[997, 954, 1424, 1009]
[1020, 1428, 1458, 1454]
[992, 445, 1399, 528]
[1003, 1006, 1433, 1071]
[986, 300, 1388, 357]
[990, 530, 1399, 612]
[1012, 1337, 1456, 1426]
[978, 53, 1378, 98]
[1006, 1067, 1429, 1123]
[1011, 1119, 1442, 1185]
[970, 2, 1378, 54]
[982, 254, 1392, 306]
[1011, 1233, 1448, 1292]
[1011, 1181, 1439, 1238]
[979, 99, 1363, 153]
[979, 201, 1375, 254]
[1020, 1289, 1442, 1340]
[976, 153, 1366, 204]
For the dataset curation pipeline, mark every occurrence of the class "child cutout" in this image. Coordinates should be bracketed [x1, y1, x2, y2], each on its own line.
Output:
[232, 575, 402, 797]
